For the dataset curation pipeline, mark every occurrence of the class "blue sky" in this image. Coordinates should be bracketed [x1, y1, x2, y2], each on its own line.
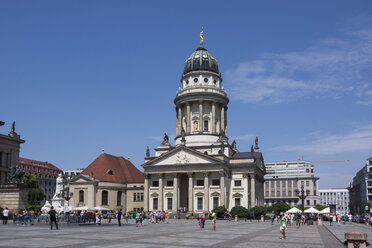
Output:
[1, 1, 372, 189]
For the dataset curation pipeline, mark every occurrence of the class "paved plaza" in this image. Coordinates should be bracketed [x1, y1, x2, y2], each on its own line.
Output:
[0, 219, 368, 248]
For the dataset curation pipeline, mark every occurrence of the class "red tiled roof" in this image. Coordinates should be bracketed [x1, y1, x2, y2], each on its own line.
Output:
[19, 157, 63, 176]
[81, 153, 144, 183]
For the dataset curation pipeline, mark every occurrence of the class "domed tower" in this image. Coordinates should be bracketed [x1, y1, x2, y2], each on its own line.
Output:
[174, 30, 229, 151]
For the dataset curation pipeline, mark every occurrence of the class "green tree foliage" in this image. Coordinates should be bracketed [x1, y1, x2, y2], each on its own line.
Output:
[315, 205, 328, 211]
[21, 172, 38, 187]
[248, 206, 268, 218]
[213, 205, 227, 218]
[231, 206, 249, 218]
[271, 202, 290, 215]
[21, 172, 44, 210]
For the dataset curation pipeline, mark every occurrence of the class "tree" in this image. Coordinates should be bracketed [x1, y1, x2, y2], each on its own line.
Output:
[231, 206, 249, 218]
[21, 172, 44, 211]
[315, 205, 328, 211]
[248, 206, 267, 219]
[271, 202, 290, 215]
[213, 205, 227, 219]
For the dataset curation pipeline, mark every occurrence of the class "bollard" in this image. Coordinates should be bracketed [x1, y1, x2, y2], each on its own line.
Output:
[235, 215, 238, 222]
[260, 215, 264, 222]
[345, 232, 368, 248]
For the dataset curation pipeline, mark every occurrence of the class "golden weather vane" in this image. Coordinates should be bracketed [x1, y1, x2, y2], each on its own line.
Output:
[200, 27, 204, 46]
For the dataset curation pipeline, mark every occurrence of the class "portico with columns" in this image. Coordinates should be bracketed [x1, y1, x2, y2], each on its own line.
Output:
[142, 32, 265, 214]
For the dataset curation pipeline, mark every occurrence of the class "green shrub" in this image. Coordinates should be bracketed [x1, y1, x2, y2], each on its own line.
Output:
[271, 202, 290, 215]
[248, 206, 267, 218]
[231, 206, 249, 219]
[213, 205, 227, 219]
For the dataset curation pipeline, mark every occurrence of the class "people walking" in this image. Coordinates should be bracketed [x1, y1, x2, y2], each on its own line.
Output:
[107, 211, 111, 223]
[49, 206, 58, 230]
[211, 211, 217, 231]
[279, 213, 287, 240]
[24, 210, 31, 226]
[2, 207, 9, 224]
[270, 211, 275, 225]
[117, 209, 122, 226]
[17, 210, 24, 225]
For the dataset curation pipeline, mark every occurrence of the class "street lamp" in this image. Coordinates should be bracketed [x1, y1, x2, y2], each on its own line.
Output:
[297, 185, 307, 213]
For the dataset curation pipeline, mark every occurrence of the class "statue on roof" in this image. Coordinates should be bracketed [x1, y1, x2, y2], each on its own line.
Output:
[200, 27, 204, 46]
[181, 127, 186, 140]
[161, 133, 170, 145]
[146, 146, 150, 158]
[255, 136, 259, 149]
[231, 140, 239, 154]
[11, 121, 15, 133]
[251, 145, 254, 153]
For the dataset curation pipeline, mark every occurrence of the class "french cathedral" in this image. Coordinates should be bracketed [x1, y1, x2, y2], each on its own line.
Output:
[142, 32, 266, 213]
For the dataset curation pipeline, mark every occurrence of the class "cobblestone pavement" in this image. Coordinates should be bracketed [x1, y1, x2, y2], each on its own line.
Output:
[0, 219, 352, 248]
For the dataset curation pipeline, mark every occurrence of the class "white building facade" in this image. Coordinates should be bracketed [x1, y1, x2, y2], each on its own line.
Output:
[319, 189, 349, 214]
[142, 35, 266, 214]
[264, 161, 320, 207]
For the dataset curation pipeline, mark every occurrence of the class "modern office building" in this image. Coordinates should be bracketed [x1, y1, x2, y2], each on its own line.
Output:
[264, 160, 320, 207]
[64, 169, 84, 180]
[349, 157, 372, 214]
[319, 188, 349, 214]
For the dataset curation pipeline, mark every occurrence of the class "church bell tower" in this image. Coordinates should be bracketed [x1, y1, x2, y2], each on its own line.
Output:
[174, 29, 229, 151]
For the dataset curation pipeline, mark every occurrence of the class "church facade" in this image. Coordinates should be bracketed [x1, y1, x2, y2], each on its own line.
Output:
[142, 34, 266, 213]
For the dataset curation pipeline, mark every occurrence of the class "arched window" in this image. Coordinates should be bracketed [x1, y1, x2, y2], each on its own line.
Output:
[79, 190, 84, 203]
[204, 120, 209, 131]
[102, 190, 108, 205]
[117, 191, 122, 206]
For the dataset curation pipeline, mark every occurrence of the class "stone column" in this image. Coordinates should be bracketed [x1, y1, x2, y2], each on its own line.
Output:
[144, 174, 149, 211]
[211, 102, 216, 134]
[243, 174, 249, 208]
[186, 103, 191, 134]
[224, 107, 227, 136]
[173, 173, 178, 211]
[199, 101, 203, 132]
[188, 172, 193, 212]
[159, 174, 163, 211]
[221, 105, 225, 134]
[178, 106, 182, 136]
[220, 171, 225, 207]
[204, 172, 209, 212]
[250, 174, 256, 208]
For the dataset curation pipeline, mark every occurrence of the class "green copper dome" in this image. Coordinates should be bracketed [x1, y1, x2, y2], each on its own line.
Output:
[183, 46, 219, 75]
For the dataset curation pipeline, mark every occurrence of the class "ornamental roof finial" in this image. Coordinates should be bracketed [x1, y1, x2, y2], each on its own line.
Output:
[200, 27, 204, 46]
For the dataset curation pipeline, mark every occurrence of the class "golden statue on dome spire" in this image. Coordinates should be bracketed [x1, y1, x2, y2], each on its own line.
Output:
[200, 27, 204, 46]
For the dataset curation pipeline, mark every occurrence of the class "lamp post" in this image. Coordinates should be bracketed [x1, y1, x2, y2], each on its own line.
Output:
[298, 185, 307, 213]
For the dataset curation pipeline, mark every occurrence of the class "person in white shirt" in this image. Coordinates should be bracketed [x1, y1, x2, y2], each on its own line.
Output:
[2, 207, 9, 224]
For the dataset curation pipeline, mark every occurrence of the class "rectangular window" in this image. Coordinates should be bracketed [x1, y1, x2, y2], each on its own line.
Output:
[314, 200, 317, 205]
[167, 198, 172, 210]
[212, 179, 220, 186]
[306, 200, 310, 205]
[152, 181, 159, 187]
[368, 181, 372, 186]
[204, 120, 208, 131]
[234, 180, 242, 187]
[213, 197, 219, 209]
[153, 198, 158, 210]
[133, 193, 137, 201]
[140, 193, 144, 201]
[197, 197, 203, 210]
[196, 179, 204, 186]
[235, 198, 241, 207]
[306, 181, 309, 187]
[166, 180, 174, 187]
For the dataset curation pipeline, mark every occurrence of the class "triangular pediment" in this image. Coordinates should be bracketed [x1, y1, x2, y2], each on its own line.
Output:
[143, 146, 222, 167]
[69, 174, 98, 183]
